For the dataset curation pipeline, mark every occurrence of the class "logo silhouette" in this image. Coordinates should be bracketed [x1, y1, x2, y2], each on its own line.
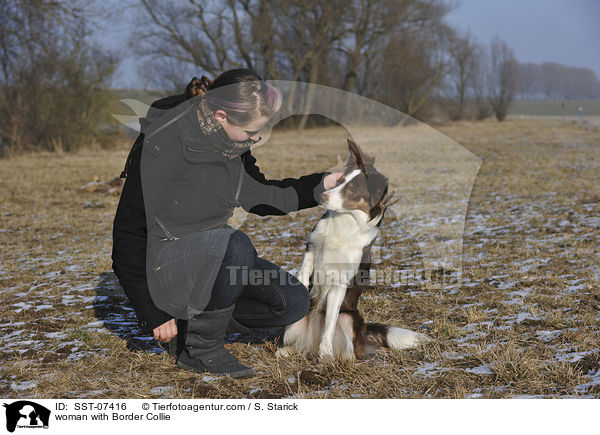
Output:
[3, 401, 51, 432]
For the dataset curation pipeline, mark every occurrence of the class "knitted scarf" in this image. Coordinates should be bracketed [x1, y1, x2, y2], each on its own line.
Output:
[196, 97, 256, 159]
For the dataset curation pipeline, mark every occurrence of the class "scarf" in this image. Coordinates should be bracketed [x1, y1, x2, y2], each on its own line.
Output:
[196, 97, 256, 159]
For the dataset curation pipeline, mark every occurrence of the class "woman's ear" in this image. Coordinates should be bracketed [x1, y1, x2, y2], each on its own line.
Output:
[214, 110, 228, 123]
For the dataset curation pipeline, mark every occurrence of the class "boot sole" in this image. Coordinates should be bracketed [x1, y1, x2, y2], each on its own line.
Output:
[177, 359, 256, 379]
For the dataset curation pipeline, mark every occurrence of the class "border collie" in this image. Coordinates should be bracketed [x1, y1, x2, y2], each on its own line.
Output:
[276, 139, 429, 360]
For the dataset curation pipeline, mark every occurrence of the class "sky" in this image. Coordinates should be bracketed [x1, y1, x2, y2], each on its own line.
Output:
[99, 0, 600, 89]
[445, 0, 600, 77]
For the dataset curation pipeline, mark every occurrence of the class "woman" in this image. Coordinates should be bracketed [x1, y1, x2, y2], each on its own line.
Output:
[112, 69, 342, 378]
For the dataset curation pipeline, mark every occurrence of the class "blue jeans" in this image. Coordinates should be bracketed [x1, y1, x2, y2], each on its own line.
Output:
[204, 230, 310, 327]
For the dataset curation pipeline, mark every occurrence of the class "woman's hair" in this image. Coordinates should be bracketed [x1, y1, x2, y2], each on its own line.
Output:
[185, 69, 282, 126]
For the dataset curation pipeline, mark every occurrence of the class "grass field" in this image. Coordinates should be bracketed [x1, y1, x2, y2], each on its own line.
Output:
[1, 116, 599, 399]
[509, 99, 600, 117]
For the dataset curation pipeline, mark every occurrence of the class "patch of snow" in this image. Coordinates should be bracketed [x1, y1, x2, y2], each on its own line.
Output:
[465, 365, 494, 375]
[555, 349, 599, 363]
[34, 304, 54, 311]
[0, 330, 26, 343]
[12, 302, 31, 312]
[11, 381, 38, 391]
[414, 361, 448, 377]
[535, 330, 561, 342]
[455, 331, 488, 344]
[514, 312, 535, 323]
[44, 332, 68, 339]
[41, 271, 61, 279]
[564, 283, 586, 293]
[150, 386, 174, 397]
[497, 281, 519, 290]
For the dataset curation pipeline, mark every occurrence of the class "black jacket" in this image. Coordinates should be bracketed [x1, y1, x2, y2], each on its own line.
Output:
[112, 93, 328, 332]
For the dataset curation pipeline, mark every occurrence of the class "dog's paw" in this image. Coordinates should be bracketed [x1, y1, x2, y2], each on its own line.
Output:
[318, 343, 335, 361]
[275, 346, 295, 358]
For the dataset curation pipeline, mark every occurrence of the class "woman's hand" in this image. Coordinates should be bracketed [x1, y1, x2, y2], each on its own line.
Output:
[153, 318, 178, 342]
[323, 172, 344, 190]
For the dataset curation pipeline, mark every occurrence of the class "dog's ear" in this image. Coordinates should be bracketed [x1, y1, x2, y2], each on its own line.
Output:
[368, 178, 388, 220]
[346, 139, 364, 172]
[369, 179, 398, 220]
[346, 139, 375, 172]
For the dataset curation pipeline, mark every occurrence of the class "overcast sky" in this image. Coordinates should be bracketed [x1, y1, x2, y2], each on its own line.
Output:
[101, 0, 600, 89]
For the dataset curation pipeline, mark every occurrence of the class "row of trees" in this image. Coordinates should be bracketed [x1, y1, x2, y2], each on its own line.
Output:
[517, 62, 600, 100]
[133, 0, 526, 123]
[444, 33, 600, 121]
[2, 0, 597, 155]
[134, 0, 453, 125]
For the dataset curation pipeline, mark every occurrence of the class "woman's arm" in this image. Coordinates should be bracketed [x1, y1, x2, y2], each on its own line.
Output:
[239, 151, 336, 215]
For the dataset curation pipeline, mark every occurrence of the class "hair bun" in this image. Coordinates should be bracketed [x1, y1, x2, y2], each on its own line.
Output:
[186, 75, 213, 98]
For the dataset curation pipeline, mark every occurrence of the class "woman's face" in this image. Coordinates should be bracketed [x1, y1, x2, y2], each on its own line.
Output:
[215, 110, 270, 143]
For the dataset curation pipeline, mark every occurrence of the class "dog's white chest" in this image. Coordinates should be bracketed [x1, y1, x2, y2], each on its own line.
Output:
[308, 213, 377, 287]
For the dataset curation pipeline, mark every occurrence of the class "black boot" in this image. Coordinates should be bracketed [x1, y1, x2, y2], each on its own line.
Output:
[176, 305, 256, 378]
[226, 318, 284, 344]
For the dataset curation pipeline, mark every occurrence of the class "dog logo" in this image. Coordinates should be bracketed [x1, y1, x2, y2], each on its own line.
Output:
[3, 401, 51, 432]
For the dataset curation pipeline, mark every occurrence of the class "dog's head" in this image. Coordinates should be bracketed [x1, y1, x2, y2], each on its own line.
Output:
[320, 139, 395, 223]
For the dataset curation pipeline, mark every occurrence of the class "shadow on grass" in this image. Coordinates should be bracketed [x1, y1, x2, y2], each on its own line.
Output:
[92, 271, 164, 354]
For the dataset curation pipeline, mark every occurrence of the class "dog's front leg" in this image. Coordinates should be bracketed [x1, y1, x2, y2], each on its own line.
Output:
[297, 249, 314, 289]
[319, 285, 347, 360]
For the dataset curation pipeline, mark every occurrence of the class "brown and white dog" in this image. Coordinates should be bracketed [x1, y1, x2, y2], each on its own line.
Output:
[276, 139, 429, 360]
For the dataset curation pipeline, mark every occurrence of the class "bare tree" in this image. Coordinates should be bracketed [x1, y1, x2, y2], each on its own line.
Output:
[471, 43, 492, 120]
[447, 30, 478, 120]
[334, 0, 401, 92]
[133, 0, 271, 90]
[0, 0, 118, 155]
[275, 0, 352, 127]
[487, 36, 519, 121]
[377, 31, 450, 118]
[238, 0, 277, 79]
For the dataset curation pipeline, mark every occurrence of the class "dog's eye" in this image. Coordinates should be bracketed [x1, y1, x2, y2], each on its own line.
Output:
[348, 187, 356, 194]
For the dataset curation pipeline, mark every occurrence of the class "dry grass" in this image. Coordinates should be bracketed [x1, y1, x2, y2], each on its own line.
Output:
[1, 116, 599, 399]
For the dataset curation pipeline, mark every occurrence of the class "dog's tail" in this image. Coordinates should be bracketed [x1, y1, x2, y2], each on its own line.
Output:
[365, 323, 430, 350]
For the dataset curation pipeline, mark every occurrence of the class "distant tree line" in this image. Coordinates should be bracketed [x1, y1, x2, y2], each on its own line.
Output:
[516, 62, 600, 100]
